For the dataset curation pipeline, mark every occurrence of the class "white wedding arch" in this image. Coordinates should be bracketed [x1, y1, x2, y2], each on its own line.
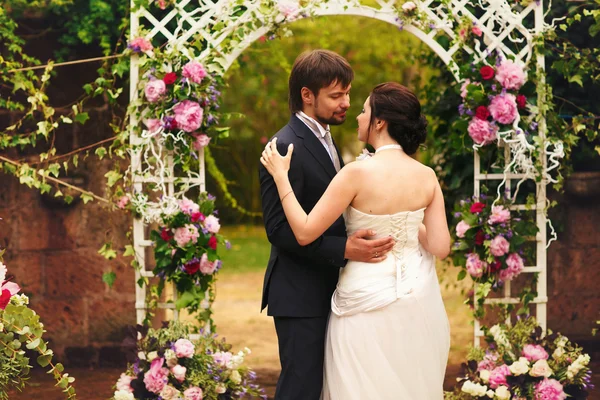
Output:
[129, 0, 560, 344]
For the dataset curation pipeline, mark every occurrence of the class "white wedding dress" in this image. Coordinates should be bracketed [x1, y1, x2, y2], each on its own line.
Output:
[321, 206, 450, 400]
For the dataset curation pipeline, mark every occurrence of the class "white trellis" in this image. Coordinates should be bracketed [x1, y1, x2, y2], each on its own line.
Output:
[129, 0, 554, 342]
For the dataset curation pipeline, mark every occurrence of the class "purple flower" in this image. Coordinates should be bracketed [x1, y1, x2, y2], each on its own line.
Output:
[225, 240, 232, 250]
[207, 194, 216, 201]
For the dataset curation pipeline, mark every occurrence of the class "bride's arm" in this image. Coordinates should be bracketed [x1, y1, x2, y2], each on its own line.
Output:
[261, 139, 359, 245]
[422, 169, 451, 259]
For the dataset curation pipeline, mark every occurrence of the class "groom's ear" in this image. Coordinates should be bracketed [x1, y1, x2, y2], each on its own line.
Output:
[300, 87, 314, 105]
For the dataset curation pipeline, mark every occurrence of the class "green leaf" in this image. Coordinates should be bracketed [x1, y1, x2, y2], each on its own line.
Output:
[568, 75, 583, 87]
[95, 147, 107, 159]
[102, 271, 117, 288]
[81, 193, 94, 204]
[104, 170, 123, 187]
[98, 243, 117, 260]
[123, 244, 135, 257]
[37, 354, 52, 367]
[457, 269, 467, 281]
[26, 338, 41, 350]
[74, 112, 89, 125]
[175, 290, 195, 310]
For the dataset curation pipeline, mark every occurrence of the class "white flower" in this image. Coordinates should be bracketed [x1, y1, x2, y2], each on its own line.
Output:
[509, 357, 530, 376]
[200, 299, 210, 309]
[159, 385, 181, 400]
[529, 359, 552, 378]
[277, 0, 301, 21]
[486, 389, 495, 398]
[244, 347, 252, 355]
[355, 148, 373, 161]
[165, 349, 178, 368]
[479, 369, 490, 383]
[215, 383, 227, 394]
[495, 385, 511, 400]
[461, 380, 488, 396]
[553, 347, 565, 359]
[228, 352, 245, 369]
[147, 351, 158, 361]
[0, 261, 6, 282]
[230, 369, 242, 384]
[402, 1, 417, 11]
[567, 354, 590, 378]
[114, 390, 135, 400]
[137, 351, 146, 360]
[489, 325, 511, 349]
[0, 322, 3, 331]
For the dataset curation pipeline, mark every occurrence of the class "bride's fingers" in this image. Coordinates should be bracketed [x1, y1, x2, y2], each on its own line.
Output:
[286, 144, 294, 160]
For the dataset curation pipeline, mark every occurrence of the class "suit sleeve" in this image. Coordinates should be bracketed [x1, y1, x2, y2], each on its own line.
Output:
[260, 140, 347, 267]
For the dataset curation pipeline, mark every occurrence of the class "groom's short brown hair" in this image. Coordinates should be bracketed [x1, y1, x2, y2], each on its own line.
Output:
[288, 50, 354, 113]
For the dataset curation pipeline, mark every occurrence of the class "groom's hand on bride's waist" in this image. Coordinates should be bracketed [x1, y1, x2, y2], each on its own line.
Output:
[344, 229, 395, 263]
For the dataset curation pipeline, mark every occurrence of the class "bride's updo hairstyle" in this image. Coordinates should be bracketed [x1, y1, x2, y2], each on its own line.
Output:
[368, 82, 428, 155]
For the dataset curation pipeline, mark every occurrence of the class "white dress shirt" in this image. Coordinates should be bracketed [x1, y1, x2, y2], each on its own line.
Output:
[295, 111, 335, 162]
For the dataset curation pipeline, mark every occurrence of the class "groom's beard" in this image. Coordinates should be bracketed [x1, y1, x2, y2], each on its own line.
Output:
[314, 99, 348, 126]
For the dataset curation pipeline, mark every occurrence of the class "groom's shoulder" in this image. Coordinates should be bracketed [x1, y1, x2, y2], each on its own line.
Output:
[272, 122, 300, 144]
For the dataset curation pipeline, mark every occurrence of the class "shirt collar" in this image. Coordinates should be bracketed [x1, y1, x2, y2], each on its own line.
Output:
[296, 111, 330, 138]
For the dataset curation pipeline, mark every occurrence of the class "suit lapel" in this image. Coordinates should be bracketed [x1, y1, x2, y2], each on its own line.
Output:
[289, 115, 337, 179]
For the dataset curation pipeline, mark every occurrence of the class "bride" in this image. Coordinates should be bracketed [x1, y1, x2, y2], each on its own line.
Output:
[260, 82, 451, 399]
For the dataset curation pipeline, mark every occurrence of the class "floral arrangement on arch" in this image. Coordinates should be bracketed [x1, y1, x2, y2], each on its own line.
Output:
[458, 53, 535, 147]
[0, 250, 76, 399]
[127, 36, 221, 157]
[150, 193, 229, 329]
[450, 191, 538, 316]
[113, 322, 266, 400]
[444, 316, 593, 400]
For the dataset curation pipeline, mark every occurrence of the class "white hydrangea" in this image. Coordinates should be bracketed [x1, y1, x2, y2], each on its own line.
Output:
[230, 369, 242, 384]
[113, 390, 134, 400]
[489, 325, 511, 349]
[10, 294, 29, 306]
[479, 369, 490, 383]
[567, 354, 590, 379]
[461, 380, 488, 396]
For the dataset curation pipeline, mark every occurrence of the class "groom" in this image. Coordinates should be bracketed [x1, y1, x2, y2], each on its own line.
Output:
[259, 49, 395, 399]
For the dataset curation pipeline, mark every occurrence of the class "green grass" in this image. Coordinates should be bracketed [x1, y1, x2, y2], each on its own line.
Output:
[219, 225, 271, 274]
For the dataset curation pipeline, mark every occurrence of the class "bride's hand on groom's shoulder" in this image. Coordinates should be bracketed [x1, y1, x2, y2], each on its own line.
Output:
[345, 229, 395, 263]
[260, 137, 294, 181]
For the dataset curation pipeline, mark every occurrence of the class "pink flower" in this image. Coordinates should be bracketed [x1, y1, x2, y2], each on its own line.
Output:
[488, 94, 519, 125]
[204, 214, 221, 234]
[488, 205, 510, 224]
[472, 26, 482, 36]
[522, 344, 548, 362]
[173, 224, 199, 247]
[535, 378, 566, 400]
[178, 198, 200, 215]
[478, 352, 499, 371]
[278, 0, 301, 20]
[466, 253, 485, 278]
[468, 118, 498, 145]
[128, 37, 153, 54]
[455, 220, 471, 238]
[192, 133, 211, 151]
[143, 118, 162, 134]
[117, 195, 130, 210]
[173, 100, 203, 132]
[530, 359, 553, 378]
[506, 253, 524, 275]
[184, 387, 204, 400]
[171, 364, 186, 382]
[144, 80, 166, 103]
[116, 373, 134, 393]
[199, 253, 217, 275]
[489, 364, 511, 389]
[490, 236, 510, 257]
[0, 278, 20, 310]
[143, 358, 168, 394]
[496, 60, 527, 90]
[211, 351, 232, 367]
[182, 61, 207, 84]
[460, 79, 471, 99]
[174, 338, 195, 358]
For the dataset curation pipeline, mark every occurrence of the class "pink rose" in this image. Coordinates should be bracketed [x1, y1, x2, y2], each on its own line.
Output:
[460, 79, 471, 99]
[143, 358, 168, 394]
[522, 344, 549, 362]
[506, 253, 524, 275]
[174, 338, 195, 358]
[184, 387, 204, 400]
[455, 220, 471, 238]
[145, 80, 166, 103]
[204, 214, 221, 234]
[472, 26, 482, 36]
[488, 94, 519, 125]
[171, 364, 187, 382]
[192, 133, 211, 151]
[178, 198, 200, 215]
[128, 37, 153, 53]
[173, 100, 203, 132]
[496, 60, 527, 90]
[466, 253, 485, 278]
[278, 0, 300, 20]
[489, 364, 511, 389]
[468, 118, 498, 145]
[535, 378, 566, 400]
[199, 253, 217, 275]
[490, 236, 510, 257]
[182, 61, 208, 84]
[116, 373, 134, 393]
[488, 205, 510, 224]
[173, 224, 199, 247]
[117, 195, 130, 210]
[143, 118, 162, 134]
[211, 351, 232, 367]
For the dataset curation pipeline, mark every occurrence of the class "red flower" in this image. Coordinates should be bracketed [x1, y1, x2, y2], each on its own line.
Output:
[470, 202, 485, 213]
[160, 228, 173, 242]
[480, 65, 495, 80]
[489, 259, 502, 273]
[191, 212, 205, 223]
[475, 106, 490, 120]
[184, 260, 200, 275]
[208, 235, 217, 250]
[0, 289, 11, 310]
[258, 36, 267, 43]
[474, 231, 485, 245]
[163, 72, 177, 85]
[516, 94, 527, 109]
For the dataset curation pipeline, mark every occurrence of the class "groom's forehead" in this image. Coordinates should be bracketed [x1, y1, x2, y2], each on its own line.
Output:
[321, 81, 351, 94]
